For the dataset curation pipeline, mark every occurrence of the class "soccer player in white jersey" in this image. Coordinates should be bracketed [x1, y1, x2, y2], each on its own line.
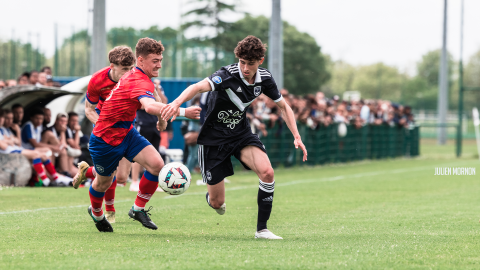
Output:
[160, 36, 308, 239]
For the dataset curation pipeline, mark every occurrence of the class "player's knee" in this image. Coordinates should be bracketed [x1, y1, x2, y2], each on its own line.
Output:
[260, 167, 274, 183]
[116, 172, 128, 184]
[210, 197, 225, 209]
[147, 158, 164, 175]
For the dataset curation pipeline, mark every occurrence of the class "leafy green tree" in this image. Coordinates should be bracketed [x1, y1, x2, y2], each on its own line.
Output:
[0, 39, 46, 80]
[182, 0, 240, 67]
[216, 15, 330, 95]
[350, 63, 405, 101]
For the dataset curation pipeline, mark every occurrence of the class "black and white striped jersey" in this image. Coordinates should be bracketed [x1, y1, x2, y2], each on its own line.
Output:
[197, 63, 283, 146]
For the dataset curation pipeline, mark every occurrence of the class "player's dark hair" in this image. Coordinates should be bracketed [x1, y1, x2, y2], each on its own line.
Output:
[0, 109, 4, 118]
[40, 66, 51, 72]
[68, 112, 78, 118]
[3, 108, 12, 115]
[30, 107, 44, 117]
[135, 38, 164, 59]
[11, 103, 23, 110]
[109, 46, 135, 66]
[234, 35, 267, 61]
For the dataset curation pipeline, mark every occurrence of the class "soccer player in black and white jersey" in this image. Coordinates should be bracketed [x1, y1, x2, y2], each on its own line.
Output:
[160, 36, 308, 239]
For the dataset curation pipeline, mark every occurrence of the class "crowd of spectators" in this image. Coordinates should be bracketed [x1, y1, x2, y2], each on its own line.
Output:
[0, 102, 85, 186]
[247, 89, 415, 137]
[0, 66, 60, 90]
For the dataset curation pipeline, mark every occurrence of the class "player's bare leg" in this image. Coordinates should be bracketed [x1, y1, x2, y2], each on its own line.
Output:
[206, 180, 226, 215]
[239, 145, 282, 240]
[130, 161, 142, 192]
[116, 157, 131, 185]
[128, 145, 164, 230]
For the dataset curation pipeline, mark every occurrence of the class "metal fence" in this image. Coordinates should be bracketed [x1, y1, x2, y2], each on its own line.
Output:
[246, 123, 419, 168]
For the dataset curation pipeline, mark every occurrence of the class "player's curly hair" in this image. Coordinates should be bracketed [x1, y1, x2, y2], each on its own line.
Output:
[108, 46, 135, 66]
[135, 38, 165, 58]
[234, 35, 267, 61]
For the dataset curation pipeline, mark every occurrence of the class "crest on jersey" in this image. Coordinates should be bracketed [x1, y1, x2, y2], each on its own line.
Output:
[212, 76, 222, 84]
[95, 164, 104, 174]
[254, 86, 261, 96]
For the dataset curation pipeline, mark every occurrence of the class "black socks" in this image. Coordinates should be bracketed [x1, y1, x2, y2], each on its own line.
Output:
[257, 179, 274, 231]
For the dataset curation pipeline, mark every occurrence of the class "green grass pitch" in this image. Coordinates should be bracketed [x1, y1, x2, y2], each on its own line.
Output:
[1, 139, 479, 269]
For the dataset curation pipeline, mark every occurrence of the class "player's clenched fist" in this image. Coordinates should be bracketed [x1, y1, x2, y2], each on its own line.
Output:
[156, 120, 167, 132]
[160, 102, 179, 121]
[185, 106, 201, 120]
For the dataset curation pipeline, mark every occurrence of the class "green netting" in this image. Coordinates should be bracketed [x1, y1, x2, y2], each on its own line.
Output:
[231, 123, 419, 168]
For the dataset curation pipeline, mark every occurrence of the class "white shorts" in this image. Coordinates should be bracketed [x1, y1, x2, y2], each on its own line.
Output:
[0, 146, 23, 154]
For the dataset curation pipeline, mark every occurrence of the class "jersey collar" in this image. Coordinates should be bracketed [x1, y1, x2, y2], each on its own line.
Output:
[238, 62, 262, 86]
[107, 69, 118, 83]
[135, 67, 146, 75]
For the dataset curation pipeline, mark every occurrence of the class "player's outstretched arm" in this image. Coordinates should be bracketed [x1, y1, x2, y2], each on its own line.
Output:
[140, 98, 201, 121]
[160, 79, 211, 121]
[276, 99, 308, 162]
[84, 100, 99, 124]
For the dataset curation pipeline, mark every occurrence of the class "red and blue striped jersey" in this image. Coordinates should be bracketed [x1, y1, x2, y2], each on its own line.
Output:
[92, 67, 155, 146]
[86, 67, 117, 114]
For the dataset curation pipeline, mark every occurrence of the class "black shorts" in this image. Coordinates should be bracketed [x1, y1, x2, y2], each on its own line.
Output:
[136, 126, 160, 151]
[198, 133, 266, 185]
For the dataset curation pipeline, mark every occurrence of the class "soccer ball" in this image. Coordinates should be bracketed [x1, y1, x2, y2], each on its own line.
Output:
[158, 162, 191, 195]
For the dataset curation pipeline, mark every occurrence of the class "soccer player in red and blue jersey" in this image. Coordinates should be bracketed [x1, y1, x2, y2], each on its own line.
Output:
[85, 38, 201, 232]
[74, 46, 136, 224]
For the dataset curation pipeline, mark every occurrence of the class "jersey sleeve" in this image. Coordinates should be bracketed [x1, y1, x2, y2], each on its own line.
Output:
[86, 77, 101, 104]
[263, 76, 283, 103]
[21, 124, 33, 143]
[130, 81, 156, 102]
[206, 68, 230, 91]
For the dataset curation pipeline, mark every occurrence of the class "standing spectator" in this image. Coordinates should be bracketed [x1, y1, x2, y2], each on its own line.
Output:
[17, 72, 30, 85]
[29, 70, 39, 85]
[36, 72, 47, 87]
[11, 104, 24, 126]
[183, 95, 201, 172]
[360, 100, 370, 124]
[0, 80, 5, 89]
[41, 66, 52, 75]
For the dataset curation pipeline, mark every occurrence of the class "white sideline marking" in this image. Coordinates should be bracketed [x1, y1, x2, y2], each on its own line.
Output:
[0, 160, 472, 214]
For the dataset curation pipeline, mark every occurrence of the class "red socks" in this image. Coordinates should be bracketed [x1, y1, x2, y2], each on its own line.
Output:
[89, 185, 105, 218]
[42, 159, 58, 180]
[134, 171, 159, 208]
[32, 158, 48, 182]
[104, 177, 116, 212]
[85, 167, 95, 179]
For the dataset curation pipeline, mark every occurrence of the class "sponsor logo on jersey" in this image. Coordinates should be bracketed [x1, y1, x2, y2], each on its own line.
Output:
[146, 91, 153, 96]
[254, 86, 261, 96]
[236, 87, 242, 92]
[217, 110, 244, 129]
[95, 164, 105, 174]
[212, 76, 222, 84]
